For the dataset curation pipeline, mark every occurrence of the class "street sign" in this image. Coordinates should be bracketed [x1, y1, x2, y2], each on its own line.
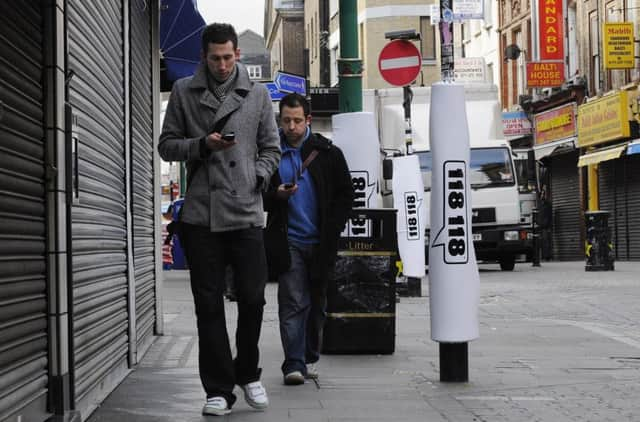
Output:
[526, 61, 564, 87]
[264, 82, 286, 101]
[603, 22, 634, 69]
[274, 71, 307, 95]
[378, 40, 422, 86]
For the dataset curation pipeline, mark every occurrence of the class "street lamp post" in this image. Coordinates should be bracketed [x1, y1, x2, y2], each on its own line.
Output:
[338, 0, 362, 112]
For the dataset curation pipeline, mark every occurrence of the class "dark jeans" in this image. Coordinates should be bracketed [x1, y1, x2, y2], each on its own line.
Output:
[277, 241, 327, 375]
[181, 223, 267, 406]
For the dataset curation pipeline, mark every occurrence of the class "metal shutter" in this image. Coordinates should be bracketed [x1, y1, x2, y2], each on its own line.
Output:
[130, 1, 156, 357]
[67, 0, 129, 414]
[598, 155, 640, 261]
[598, 160, 627, 260]
[0, 3, 49, 421]
[623, 154, 640, 260]
[550, 152, 583, 260]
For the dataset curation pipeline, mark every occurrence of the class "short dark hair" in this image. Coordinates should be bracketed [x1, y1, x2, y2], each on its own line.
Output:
[279, 93, 310, 117]
[201, 23, 238, 53]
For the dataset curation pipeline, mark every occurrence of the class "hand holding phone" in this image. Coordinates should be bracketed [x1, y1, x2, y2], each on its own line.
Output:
[277, 182, 297, 199]
[221, 132, 235, 142]
[205, 132, 236, 151]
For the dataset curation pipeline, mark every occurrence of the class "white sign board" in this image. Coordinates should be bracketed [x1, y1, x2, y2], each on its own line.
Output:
[502, 111, 533, 137]
[453, 0, 484, 20]
[429, 4, 440, 25]
[454, 57, 486, 83]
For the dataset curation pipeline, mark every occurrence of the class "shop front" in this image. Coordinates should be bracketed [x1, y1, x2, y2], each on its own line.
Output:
[532, 102, 583, 260]
[577, 91, 640, 261]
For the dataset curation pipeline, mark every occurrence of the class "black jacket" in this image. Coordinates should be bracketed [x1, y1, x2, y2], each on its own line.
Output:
[263, 132, 354, 280]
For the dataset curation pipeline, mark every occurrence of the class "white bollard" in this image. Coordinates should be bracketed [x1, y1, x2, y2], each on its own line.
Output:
[332, 112, 382, 238]
[428, 82, 480, 347]
[392, 155, 426, 278]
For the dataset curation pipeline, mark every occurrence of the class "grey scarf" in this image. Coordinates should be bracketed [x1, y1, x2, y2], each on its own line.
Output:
[207, 65, 238, 103]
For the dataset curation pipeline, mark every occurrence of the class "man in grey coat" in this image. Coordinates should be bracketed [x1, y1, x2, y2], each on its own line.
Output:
[158, 23, 280, 417]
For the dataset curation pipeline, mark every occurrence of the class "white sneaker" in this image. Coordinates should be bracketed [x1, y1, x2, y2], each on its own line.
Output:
[284, 370, 305, 385]
[202, 396, 231, 416]
[241, 381, 269, 410]
[305, 363, 319, 380]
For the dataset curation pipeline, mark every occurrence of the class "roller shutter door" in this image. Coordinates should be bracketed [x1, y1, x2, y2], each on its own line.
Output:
[598, 154, 640, 261]
[0, 3, 49, 421]
[67, 0, 129, 414]
[130, 1, 156, 356]
[550, 152, 583, 260]
[625, 155, 640, 260]
[599, 160, 627, 260]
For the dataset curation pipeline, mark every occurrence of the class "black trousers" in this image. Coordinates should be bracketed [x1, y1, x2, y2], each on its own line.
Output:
[181, 223, 267, 406]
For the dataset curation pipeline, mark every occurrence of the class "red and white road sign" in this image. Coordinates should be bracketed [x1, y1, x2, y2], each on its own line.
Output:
[378, 40, 422, 86]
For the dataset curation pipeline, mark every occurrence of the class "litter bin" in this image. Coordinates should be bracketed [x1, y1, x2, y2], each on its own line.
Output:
[322, 208, 398, 354]
[585, 210, 614, 271]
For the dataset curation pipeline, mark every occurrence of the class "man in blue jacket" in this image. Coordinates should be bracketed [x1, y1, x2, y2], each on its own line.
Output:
[264, 93, 354, 385]
[159, 23, 280, 416]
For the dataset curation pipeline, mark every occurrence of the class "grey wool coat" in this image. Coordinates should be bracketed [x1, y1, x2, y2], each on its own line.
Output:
[158, 62, 281, 231]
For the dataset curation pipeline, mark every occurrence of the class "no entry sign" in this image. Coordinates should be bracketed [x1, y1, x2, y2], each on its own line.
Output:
[378, 40, 422, 86]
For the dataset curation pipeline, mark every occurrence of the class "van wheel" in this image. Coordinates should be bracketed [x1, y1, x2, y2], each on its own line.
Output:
[499, 256, 515, 271]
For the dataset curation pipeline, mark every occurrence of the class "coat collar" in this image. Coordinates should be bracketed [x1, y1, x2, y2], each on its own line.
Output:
[189, 62, 253, 127]
[305, 132, 332, 151]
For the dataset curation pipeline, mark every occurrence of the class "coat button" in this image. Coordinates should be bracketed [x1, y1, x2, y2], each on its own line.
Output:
[229, 160, 236, 167]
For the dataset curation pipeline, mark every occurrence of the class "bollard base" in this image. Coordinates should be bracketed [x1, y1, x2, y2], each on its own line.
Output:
[397, 276, 421, 297]
[439, 342, 468, 382]
[585, 263, 614, 271]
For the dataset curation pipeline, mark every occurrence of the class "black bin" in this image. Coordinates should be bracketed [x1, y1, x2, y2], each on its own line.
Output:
[322, 208, 398, 354]
[585, 210, 614, 271]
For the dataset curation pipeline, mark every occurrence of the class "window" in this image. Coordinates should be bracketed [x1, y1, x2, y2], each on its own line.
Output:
[329, 0, 338, 17]
[516, 30, 525, 97]
[331, 46, 339, 86]
[631, 0, 640, 80]
[247, 65, 262, 80]
[513, 152, 534, 193]
[313, 17, 317, 59]
[567, 2, 578, 78]
[417, 147, 515, 192]
[589, 11, 600, 94]
[607, 1, 625, 89]
[483, 0, 493, 28]
[462, 23, 471, 42]
[420, 17, 436, 61]
[359, 23, 364, 62]
[468, 148, 515, 189]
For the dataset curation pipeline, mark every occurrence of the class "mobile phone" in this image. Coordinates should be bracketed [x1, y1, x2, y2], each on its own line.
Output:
[222, 132, 235, 141]
[283, 183, 295, 189]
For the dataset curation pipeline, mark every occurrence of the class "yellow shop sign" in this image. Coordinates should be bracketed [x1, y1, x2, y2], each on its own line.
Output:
[577, 91, 630, 147]
[603, 23, 634, 69]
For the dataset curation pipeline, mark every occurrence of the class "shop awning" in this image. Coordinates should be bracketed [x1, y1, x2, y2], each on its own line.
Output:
[160, 0, 206, 91]
[577, 144, 627, 167]
[627, 140, 640, 155]
[533, 137, 576, 161]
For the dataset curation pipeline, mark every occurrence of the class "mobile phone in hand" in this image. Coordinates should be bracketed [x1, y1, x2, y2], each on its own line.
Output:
[222, 132, 235, 141]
